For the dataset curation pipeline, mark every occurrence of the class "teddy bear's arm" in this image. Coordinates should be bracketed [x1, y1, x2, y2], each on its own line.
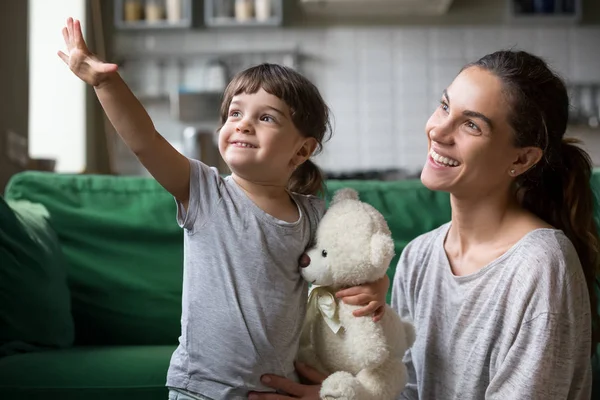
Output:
[338, 303, 390, 370]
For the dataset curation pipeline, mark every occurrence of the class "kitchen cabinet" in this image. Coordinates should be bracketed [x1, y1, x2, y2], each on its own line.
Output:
[204, 0, 283, 27]
[114, 0, 195, 30]
[508, 0, 582, 23]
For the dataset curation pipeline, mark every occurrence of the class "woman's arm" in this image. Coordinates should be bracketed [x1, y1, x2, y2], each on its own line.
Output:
[391, 253, 419, 400]
[248, 362, 325, 400]
[486, 311, 592, 399]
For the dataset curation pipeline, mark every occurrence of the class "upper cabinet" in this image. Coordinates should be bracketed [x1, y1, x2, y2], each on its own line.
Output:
[508, 0, 582, 23]
[298, 0, 454, 16]
[114, 0, 194, 29]
[204, 0, 284, 27]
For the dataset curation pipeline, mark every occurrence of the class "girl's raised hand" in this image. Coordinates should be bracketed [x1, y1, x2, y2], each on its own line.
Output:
[335, 274, 390, 322]
[57, 17, 118, 87]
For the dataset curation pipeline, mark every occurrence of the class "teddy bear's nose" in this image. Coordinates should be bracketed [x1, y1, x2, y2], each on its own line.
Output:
[299, 253, 311, 269]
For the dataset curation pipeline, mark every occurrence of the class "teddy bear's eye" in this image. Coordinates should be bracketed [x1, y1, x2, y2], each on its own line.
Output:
[321, 250, 327, 257]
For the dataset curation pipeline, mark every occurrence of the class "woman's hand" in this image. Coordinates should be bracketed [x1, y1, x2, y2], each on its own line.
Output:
[58, 17, 118, 87]
[335, 274, 390, 322]
[248, 362, 325, 400]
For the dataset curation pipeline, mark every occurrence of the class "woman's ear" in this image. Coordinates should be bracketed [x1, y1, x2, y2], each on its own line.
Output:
[510, 146, 543, 176]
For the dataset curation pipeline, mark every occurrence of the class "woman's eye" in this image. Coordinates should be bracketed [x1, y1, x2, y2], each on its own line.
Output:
[321, 250, 327, 258]
[466, 121, 480, 132]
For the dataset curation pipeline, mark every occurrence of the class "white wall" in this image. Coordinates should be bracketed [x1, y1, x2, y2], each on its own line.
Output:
[28, 0, 86, 172]
[113, 24, 600, 176]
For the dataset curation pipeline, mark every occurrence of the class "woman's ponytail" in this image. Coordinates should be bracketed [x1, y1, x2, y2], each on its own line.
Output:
[471, 50, 600, 354]
[288, 159, 326, 196]
[519, 138, 600, 354]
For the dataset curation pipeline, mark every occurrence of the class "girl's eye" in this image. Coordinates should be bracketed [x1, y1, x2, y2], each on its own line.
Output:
[439, 100, 449, 113]
[229, 111, 241, 118]
[260, 115, 275, 123]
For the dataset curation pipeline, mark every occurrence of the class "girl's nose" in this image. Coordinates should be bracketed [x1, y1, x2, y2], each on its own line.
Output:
[299, 254, 311, 268]
[236, 119, 253, 134]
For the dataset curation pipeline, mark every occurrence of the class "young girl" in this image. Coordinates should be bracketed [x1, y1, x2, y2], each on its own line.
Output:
[58, 18, 388, 400]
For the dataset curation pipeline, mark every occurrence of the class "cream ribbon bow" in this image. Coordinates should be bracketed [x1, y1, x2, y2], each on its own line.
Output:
[306, 285, 342, 334]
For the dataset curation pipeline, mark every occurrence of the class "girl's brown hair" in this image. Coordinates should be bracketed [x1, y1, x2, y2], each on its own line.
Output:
[466, 50, 600, 354]
[219, 63, 332, 196]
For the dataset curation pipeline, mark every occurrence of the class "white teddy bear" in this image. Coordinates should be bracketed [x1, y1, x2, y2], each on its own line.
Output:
[297, 188, 415, 400]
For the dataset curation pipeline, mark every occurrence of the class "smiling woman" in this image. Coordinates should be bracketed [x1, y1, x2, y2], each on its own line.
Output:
[252, 50, 599, 400]
[393, 50, 599, 400]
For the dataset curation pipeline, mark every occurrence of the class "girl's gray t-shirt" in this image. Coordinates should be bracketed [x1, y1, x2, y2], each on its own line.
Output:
[166, 159, 324, 399]
[392, 222, 592, 400]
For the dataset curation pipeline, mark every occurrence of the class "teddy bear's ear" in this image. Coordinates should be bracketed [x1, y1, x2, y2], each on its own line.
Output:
[370, 232, 395, 269]
[331, 188, 359, 205]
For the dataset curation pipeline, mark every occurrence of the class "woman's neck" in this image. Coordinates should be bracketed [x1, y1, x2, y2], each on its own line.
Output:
[448, 190, 519, 253]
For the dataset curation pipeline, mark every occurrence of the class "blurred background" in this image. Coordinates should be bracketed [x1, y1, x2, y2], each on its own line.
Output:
[1, 0, 599, 189]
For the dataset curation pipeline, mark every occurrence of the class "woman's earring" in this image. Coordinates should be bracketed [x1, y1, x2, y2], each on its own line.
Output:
[510, 169, 516, 176]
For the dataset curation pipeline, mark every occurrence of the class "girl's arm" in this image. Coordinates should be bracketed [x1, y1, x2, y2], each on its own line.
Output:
[336, 274, 390, 322]
[58, 18, 190, 207]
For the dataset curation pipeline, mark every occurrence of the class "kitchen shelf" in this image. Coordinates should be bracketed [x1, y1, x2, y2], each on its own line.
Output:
[114, 0, 195, 30]
[507, 0, 582, 23]
[204, 0, 283, 28]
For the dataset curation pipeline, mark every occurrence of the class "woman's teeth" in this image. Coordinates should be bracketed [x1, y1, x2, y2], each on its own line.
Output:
[430, 149, 460, 167]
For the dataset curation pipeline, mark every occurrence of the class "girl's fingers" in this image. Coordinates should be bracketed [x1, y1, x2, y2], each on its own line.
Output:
[295, 362, 327, 384]
[94, 59, 119, 74]
[67, 17, 74, 44]
[73, 19, 87, 49]
[62, 27, 70, 49]
[57, 51, 69, 65]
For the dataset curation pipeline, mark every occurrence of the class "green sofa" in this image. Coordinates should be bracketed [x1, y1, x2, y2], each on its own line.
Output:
[0, 170, 598, 400]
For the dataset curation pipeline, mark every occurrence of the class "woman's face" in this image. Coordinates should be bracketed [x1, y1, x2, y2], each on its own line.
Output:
[421, 66, 535, 198]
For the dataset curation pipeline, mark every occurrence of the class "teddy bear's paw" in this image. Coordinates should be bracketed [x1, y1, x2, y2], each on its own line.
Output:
[320, 371, 361, 400]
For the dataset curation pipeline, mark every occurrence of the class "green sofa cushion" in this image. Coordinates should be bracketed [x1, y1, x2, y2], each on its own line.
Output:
[0, 197, 74, 356]
[0, 345, 174, 400]
[5, 172, 183, 346]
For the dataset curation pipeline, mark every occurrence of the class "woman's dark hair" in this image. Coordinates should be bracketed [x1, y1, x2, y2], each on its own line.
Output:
[219, 63, 332, 196]
[465, 50, 600, 354]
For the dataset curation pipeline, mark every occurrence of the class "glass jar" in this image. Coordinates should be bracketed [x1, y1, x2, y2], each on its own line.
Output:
[124, 0, 143, 21]
[235, 0, 253, 22]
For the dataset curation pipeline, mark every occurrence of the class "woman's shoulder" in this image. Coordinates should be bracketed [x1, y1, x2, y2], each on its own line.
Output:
[514, 228, 580, 270]
[508, 228, 587, 313]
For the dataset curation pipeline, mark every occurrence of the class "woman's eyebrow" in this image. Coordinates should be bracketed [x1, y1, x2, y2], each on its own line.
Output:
[443, 89, 493, 129]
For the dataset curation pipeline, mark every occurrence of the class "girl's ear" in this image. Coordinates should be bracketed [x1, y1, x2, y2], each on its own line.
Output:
[293, 138, 318, 165]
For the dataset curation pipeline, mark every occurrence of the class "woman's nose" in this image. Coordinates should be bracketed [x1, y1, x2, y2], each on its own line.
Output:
[429, 120, 454, 144]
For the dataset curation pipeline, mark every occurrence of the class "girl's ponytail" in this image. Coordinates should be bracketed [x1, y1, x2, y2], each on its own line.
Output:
[288, 159, 325, 196]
